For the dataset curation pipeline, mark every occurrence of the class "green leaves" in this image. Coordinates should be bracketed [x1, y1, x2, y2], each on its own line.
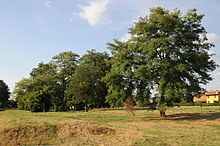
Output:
[104, 7, 217, 110]
[67, 50, 110, 111]
[14, 50, 110, 112]
[0, 80, 10, 108]
[14, 52, 80, 112]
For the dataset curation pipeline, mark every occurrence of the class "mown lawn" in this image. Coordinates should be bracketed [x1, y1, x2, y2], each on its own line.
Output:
[0, 106, 220, 145]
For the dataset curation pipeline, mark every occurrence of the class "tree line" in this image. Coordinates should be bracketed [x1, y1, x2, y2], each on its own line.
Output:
[12, 50, 109, 112]
[3, 7, 217, 116]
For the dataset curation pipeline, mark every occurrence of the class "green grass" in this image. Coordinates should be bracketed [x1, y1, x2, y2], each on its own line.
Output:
[0, 106, 220, 145]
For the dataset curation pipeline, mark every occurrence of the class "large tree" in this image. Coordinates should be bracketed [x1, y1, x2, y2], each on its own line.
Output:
[66, 50, 110, 111]
[13, 78, 32, 110]
[14, 51, 80, 112]
[103, 39, 152, 107]
[105, 7, 217, 116]
[51, 51, 79, 110]
[0, 80, 10, 107]
[79, 50, 110, 108]
[67, 64, 100, 112]
[14, 63, 57, 112]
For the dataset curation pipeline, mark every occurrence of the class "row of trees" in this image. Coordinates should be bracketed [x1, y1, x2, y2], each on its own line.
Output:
[13, 50, 110, 112]
[13, 7, 217, 116]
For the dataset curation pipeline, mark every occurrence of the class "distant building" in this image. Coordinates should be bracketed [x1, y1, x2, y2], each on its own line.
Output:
[193, 91, 220, 103]
[193, 94, 207, 103]
[205, 91, 220, 103]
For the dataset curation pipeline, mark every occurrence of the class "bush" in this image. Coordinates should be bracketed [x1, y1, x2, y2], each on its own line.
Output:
[6, 100, 17, 108]
[158, 103, 167, 117]
[124, 97, 135, 116]
[29, 98, 42, 112]
[0, 100, 17, 109]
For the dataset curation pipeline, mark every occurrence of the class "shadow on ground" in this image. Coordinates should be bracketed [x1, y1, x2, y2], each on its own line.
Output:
[162, 112, 220, 120]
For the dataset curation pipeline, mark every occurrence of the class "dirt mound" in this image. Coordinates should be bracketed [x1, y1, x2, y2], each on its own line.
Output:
[0, 124, 58, 145]
[89, 126, 115, 135]
[58, 121, 116, 145]
[0, 121, 144, 146]
[0, 121, 116, 145]
[58, 122, 144, 146]
[58, 121, 115, 138]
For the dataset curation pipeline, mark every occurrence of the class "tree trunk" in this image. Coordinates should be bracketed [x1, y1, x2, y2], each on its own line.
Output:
[85, 101, 88, 112]
[159, 95, 166, 117]
[160, 110, 166, 117]
[42, 102, 46, 112]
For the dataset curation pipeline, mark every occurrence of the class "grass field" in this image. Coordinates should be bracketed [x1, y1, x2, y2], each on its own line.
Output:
[0, 106, 220, 145]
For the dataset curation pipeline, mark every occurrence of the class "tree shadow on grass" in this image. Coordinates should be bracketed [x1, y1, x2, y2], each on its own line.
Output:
[161, 112, 220, 121]
[91, 107, 148, 112]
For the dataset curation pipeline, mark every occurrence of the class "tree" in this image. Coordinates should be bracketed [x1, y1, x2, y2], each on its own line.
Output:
[105, 7, 217, 116]
[103, 39, 152, 107]
[79, 50, 110, 108]
[30, 62, 63, 111]
[13, 78, 32, 110]
[51, 51, 79, 110]
[13, 75, 55, 112]
[67, 64, 100, 112]
[13, 51, 80, 112]
[51, 51, 79, 81]
[14, 63, 58, 112]
[0, 80, 10, 108]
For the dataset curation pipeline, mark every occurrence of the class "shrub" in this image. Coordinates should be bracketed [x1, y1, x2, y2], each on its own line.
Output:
[124, 97, 135, 116]
[158, 103, 167, 117]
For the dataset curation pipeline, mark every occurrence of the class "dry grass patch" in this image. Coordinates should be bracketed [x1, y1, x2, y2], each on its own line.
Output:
[0, 121, 137, 146]
[0, 124, 58, 145]
[59, 121, 144, 146]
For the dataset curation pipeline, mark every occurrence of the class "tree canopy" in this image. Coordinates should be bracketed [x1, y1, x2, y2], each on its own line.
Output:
[104, 7, 217, 116]
[13, 50, 110, 112]
[67, 50, 110, 111]
[0, 80, 10, 107]
[13, 51, 79, 112]
[67, 64, 99, 112]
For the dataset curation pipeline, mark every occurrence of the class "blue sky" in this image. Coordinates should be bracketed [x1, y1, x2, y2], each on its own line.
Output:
[0, 0, 220, 92]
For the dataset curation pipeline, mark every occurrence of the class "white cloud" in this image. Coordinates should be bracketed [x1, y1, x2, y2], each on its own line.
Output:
[206, 33, 220, 44]
[44, 0, 52, 8]
[78, 0, 112, 26]
[120, 33, 131, 42]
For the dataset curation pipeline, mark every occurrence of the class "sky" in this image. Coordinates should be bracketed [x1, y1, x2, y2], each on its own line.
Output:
[0, 0, 220, 92]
